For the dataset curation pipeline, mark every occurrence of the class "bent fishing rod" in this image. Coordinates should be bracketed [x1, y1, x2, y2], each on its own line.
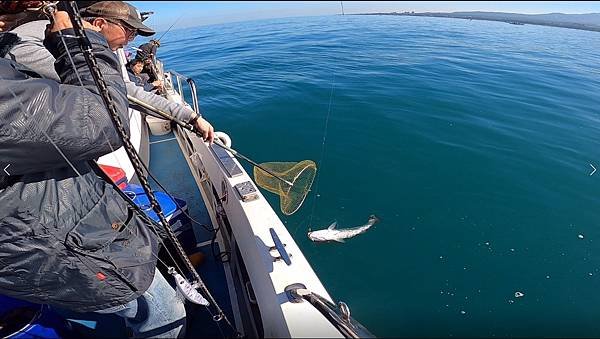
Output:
[128, 95, 294, 187]
[57, 1, 237, 331]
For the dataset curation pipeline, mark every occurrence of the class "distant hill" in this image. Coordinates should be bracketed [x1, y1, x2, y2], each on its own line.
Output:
[355, 11, 600, 32]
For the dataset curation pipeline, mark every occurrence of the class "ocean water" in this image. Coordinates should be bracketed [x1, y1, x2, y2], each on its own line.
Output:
[146, 15, 600, 337]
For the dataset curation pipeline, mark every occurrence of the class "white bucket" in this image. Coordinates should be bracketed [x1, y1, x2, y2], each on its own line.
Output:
[146, 115, 172, 136]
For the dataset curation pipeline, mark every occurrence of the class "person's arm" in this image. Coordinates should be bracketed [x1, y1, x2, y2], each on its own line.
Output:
[0, 14, 128, 176]
[126, 80, 195, 122]
[125, 82, 214, 143]
[7, 19, 60, 81]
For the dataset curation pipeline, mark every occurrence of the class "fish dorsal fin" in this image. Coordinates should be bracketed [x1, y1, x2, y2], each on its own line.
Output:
[328, 221, 337, 230]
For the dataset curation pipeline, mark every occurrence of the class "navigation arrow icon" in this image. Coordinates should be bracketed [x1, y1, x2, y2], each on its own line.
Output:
[590, 163, 597, 176]
[3, 164, 10, 176]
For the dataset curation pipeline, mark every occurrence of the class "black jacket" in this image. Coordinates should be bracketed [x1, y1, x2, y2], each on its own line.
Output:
[135, 42, 157, 61]
[0, 29, 158, 312]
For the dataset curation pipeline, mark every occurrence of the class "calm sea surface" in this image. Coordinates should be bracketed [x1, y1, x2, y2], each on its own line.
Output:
[145, 15, 600, 337]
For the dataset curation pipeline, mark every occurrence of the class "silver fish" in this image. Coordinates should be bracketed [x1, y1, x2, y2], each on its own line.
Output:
[307, 215, 379, 243]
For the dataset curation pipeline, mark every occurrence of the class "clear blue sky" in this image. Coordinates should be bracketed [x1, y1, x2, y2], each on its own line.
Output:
[130, 1, 600, 32]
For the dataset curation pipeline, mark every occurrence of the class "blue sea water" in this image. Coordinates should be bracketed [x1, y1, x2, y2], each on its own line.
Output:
[147, 15, 600, 337]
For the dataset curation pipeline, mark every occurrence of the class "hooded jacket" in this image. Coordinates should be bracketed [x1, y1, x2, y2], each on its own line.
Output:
[0, 29, 158, 312]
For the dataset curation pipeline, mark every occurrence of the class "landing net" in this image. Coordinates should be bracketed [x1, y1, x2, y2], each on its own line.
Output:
[254, 160, 317, 215]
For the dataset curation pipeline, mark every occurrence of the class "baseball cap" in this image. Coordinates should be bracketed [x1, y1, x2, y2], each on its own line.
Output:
[80, 1, 155, 36]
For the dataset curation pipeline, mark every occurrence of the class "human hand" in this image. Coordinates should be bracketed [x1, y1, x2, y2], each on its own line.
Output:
[193, 117, 215, 144]
[49, 11, 98, 32]
[152, 80, 163, 89]
[49, 11, 72, 32]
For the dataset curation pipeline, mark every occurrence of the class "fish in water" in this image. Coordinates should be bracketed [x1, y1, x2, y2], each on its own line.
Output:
[307, 215, 379, 243]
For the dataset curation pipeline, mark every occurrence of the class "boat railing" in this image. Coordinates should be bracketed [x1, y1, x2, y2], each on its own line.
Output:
[160, 62, 376, 338]
[163, 69, 201, 114]
[285, 284, 375, 338]
[166, 70, 188, 96]
[186, 77, 201, 115]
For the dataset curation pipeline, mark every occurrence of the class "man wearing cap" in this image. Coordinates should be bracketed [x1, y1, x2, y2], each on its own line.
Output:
[80, 1, 156, 49]
[136, 38, 160, 61]
[3, 1, 214, 142]
[79, 1, 214, 141]
[0, 2, 196, 338]
[136, 39, 161, 82]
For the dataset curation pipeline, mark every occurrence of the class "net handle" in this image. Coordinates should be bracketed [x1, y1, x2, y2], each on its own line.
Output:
[127, 95, 294, 186]
[212, 140, 294, 186]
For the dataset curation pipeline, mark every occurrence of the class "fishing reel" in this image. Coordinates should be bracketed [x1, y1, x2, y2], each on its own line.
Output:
[0, 1, 58, 28]
[0, 1, 97, 21]
[0, 1, 57, 15]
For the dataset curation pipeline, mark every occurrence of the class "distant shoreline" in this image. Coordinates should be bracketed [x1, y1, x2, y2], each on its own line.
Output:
[353, 12, 600, 33]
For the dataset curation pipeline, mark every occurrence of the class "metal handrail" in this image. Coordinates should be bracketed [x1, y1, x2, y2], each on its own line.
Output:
[285, 285, 375, 338]
[165, 69, 200, 115]
[186, 77, 201, 115]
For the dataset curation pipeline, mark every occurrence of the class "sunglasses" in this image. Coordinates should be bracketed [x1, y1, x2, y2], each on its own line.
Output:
[105, 18, 137, 41]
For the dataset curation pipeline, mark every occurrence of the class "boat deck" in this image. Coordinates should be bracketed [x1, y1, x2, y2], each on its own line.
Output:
[148, 131, 237, 338]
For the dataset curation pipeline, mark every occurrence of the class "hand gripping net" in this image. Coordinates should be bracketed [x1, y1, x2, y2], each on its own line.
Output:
[254, 160, 317, 215]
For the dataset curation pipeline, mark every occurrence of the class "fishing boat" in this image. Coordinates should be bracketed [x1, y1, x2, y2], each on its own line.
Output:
[1, 41, 373, 339]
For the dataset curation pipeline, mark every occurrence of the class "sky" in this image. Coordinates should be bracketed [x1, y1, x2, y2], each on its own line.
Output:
[130, 1, 600, 32]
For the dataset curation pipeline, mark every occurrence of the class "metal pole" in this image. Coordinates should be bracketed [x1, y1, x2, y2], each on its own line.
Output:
[128, 95, 294, 186]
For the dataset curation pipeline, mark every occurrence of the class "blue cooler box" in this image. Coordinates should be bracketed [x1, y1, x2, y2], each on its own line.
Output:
[122, 183, 191, 234]
[0, 295, 70, 338]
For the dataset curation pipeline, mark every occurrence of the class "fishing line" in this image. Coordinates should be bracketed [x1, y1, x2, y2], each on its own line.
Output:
[12, 2, 237, 334]
[0, 4, 233, 336]
[64, 3, 237, 332]
[307, 73, 336, 230]
[145, 250, 228, 336]
[291, 214, 312, 238]
[0, 11, 143, 280]
[53, 19, 191, 280]
[59, 2, 228, 271]
[63, 1, 196, 280]
[128, 94, 317, 216]
[138, 155, 232, 263]
[0, 76, 145, 296]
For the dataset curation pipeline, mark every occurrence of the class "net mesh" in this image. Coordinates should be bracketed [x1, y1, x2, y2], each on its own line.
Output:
[254, 160, 317, 215]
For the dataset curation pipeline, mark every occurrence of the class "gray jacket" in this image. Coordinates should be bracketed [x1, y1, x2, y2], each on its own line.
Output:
[8, 20, 197, 123]
[0, 30, 158, 311]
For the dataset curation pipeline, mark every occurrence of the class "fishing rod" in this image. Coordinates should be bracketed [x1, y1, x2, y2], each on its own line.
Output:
[156, 13, 184, 43]
[57, 1, 237, 331]
[146, 14, 184, 81]
[127, 95, 294, 186]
